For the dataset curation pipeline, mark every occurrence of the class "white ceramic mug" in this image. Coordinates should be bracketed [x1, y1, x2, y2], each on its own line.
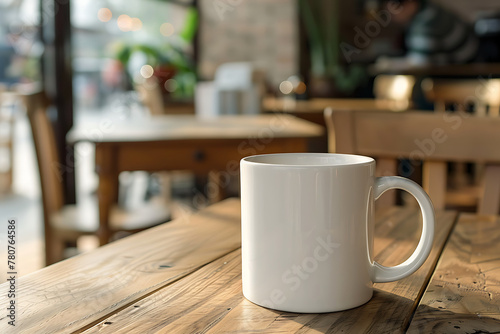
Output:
[240, 153, 434, 313]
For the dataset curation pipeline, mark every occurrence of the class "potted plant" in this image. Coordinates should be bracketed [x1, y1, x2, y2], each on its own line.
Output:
[113, 42, 194, 96]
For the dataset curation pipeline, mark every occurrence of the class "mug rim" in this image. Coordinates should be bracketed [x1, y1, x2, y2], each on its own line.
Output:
[241, 153, 375, 168]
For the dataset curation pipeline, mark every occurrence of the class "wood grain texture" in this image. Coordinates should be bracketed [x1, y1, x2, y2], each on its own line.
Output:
[408, 213, 500, 333]
[83, 208, 457, 334]
[0, 198, 241, 334]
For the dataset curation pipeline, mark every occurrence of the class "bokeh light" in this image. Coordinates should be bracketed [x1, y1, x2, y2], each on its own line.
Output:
[295, 81, 307, 95]
[130, 18, 143, 31]
[97, 8, 112, 22]
[164, 79, 178, 92]
[389, 75, 411, 100]
[140, 65, 154, 79]
[279, 80, 293, 95]
[117, 14, 132, 32]
[160, 23, 175, 37]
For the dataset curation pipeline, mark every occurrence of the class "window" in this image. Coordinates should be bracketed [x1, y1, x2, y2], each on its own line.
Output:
[71, 0, 197, 114]
[0, 0, 42, 85]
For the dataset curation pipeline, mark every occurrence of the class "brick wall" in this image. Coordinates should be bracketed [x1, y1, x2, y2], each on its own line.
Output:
[198, 0, 298, 87]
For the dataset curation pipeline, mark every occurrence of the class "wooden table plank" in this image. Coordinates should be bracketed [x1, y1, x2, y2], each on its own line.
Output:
[68, 114, 323, 143]
[408, 213, 500, 333]
[0, 199, 241, 334]
[83, 208, 457, 334]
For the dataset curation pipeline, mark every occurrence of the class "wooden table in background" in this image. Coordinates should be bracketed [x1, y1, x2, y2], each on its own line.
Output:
[1, 198, 499, 333]
[67, 114, 323, 245]
[263, 98, 409, 153]
[369, 62, 500, 77]
[263, 97, 409, 125]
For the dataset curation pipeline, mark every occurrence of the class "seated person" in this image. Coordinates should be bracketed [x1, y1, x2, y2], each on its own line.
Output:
[379, 0, 479, 66]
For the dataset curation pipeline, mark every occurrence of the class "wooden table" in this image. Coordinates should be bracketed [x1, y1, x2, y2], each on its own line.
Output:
[263, 97, 407, 153]
[2, 198, 499, 333]
[67, 114, 323, 245]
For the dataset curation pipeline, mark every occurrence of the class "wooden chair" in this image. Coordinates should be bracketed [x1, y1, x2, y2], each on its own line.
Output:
[422, 78, 500, 207]
[23, 89, 171, 265]
[324, 107, 500, 214]
[422, 78, 500, 116]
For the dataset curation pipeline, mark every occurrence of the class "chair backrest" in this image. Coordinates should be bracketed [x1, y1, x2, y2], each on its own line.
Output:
[373, 74, 415, 108]
[22, 89, 64, 225]
[324, 107, 500, 213]
[422, 78, 500, 116]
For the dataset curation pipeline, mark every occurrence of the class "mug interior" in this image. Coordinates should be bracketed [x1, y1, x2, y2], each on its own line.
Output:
[242, 153, 374, 167]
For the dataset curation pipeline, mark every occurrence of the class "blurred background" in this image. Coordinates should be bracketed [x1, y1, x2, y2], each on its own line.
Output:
[1, 0, 500, 273]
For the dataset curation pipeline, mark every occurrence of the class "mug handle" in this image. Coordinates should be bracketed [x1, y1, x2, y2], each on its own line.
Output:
[372, 176, 435, 283]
